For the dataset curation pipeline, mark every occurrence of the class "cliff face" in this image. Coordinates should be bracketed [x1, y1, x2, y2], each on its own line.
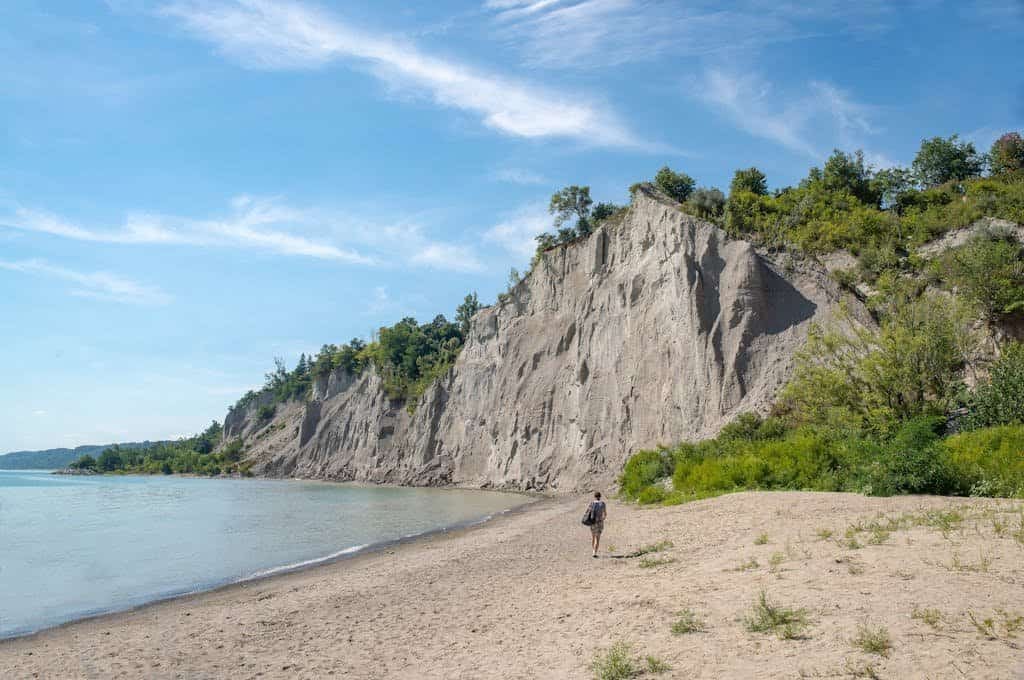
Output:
[225, 189, 859, 491]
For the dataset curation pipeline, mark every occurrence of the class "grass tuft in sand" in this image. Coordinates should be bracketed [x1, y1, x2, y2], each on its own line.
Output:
[851, 624, 892, 656]
[744, 590, 811, 639]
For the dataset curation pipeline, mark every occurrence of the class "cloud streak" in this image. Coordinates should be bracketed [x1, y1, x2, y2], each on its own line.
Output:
[693, 69, 877, 158]
[483, 0, 894, 68]
[3, 195, 491, 273]
[0, 259, 171, 305]
[159, 0, 648, 149]
[6, 197, 372, 264]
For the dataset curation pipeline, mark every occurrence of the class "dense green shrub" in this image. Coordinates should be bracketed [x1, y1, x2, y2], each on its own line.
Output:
[944, 231, 1024, 319]
[620, 448, 673, 499]
[965, 344, 1024, 429]
[942, 425, 1024, 497]
[781, 294, 972, 436]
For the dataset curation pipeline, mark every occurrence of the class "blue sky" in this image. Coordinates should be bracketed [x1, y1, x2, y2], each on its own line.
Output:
[2, 0, 1022, 451]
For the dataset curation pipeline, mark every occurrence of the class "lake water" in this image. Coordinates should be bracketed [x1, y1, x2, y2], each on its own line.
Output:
[0, 470, 526, 639]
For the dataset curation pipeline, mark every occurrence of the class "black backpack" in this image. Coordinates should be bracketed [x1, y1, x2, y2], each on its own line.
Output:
[581, 502, 597, 526]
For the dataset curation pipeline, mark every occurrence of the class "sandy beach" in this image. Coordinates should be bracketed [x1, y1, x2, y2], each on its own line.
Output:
[2, 491, 1023, 679]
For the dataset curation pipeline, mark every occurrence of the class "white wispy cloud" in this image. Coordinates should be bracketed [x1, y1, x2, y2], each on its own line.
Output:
[159, 0, 649, 149]
[491, 167, 549, 186]
[3, 196, 489, 273]
[0, 259, 171, 305]
[483, 0, 894, 68]
[484, 204, 550, 258]
[410, 243, 484, 273]
[6, 198, 372, 264]
[693, 69, 878, 158]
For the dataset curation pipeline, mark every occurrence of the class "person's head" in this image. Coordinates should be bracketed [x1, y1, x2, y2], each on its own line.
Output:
[594, 491, 602, 500]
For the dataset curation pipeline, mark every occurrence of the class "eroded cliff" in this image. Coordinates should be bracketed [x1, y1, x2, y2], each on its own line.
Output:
[224, 188, 862, 491]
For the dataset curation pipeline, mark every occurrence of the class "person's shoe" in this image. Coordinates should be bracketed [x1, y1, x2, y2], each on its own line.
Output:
[592, 553, 598, 558]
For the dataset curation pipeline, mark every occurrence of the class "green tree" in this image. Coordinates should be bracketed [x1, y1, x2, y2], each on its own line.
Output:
[654, 166, 696, 202]
[820, 149, 879, 205]
[455, 292, 481, 336]
[688, 187, 726, 218]
[946, 230, 1024, 319]
[591, 202, 620, 223]
[729, 167, 768, 196]
[989, 132, 1024, 176]
[97, 447, 124, 472]
[71, 454, 97, 470]
[782, 294, 974, 434]
[549, 185, 593, 235]
[870, 166, 915, 211]
[912, 135, 984, 187]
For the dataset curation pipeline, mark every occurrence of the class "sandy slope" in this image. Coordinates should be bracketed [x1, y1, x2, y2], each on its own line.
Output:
[2, 491, 1023, 679]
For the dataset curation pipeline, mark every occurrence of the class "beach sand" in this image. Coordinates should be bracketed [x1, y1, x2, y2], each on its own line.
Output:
[3, 491, 1023, 679]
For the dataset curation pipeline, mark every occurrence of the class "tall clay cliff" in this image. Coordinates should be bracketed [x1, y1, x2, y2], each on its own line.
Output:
[224, 188, 860, 491]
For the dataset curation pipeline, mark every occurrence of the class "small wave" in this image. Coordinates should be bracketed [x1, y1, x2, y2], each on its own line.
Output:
[242, 544, 370, 580]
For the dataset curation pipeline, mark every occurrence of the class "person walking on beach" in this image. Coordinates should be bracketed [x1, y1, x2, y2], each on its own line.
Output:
[586, 492, 607, 558]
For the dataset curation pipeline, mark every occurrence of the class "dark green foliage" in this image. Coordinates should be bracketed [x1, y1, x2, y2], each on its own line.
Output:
[97, 447, 123, 472]
[619, 448, 673, 499]
[456, 292, 481, 335]
[942, 425, 1024, 497]
[592, 202, 621, 223]
[912, 135, 985, 188]
[257, 404, 275, 421]
[69, 454, 97, 470]
[84, 422, 247, 477]
[361, 315, 464, 402]
[688, 187, 726, 219]
[549, 185, 593, 235]
[781, 294, 972, 435]
[964, 344, 1024, 430]
[943, 230, 1024, 319]
[990, 132, 1024, 176]
[871, 166, 915, 211]
[654, 166, 695, 203]
[820, 149, 880, 206]
[730, 167, 768, 196]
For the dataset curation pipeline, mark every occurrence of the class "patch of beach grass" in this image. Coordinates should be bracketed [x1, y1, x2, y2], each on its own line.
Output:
[590, 642, 669, 680]
[733, 557, 759, 571]
[670, 609, 706, 635]
[815, 527, 833, 540]
[911, 606, 943, 629]
[754, 532, 769, 545]
[744, 590, 810, 640]
[638, 556, 676, 569]
[949, 551, 992, 573]
[644, 656, 671, 674]
[968, 612, 998, 640]
[851, 624, 892, 656]
[632, 540, 673, 557]
[590, 642, 638, 680]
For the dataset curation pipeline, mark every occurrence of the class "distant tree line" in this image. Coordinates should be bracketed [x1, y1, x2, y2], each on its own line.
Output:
[68, 421, 243, 476]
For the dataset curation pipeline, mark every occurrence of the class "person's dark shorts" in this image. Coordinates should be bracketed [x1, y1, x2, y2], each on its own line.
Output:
[590, 520, 604, 536]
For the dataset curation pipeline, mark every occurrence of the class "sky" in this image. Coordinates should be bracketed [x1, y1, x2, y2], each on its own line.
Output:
[1, 0, 1022, 451]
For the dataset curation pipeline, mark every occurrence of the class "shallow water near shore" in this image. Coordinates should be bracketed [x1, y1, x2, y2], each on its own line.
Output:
[0, 469, 526, 638]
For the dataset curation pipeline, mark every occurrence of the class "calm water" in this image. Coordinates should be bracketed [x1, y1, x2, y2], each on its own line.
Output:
[0, 470, 525, 639]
